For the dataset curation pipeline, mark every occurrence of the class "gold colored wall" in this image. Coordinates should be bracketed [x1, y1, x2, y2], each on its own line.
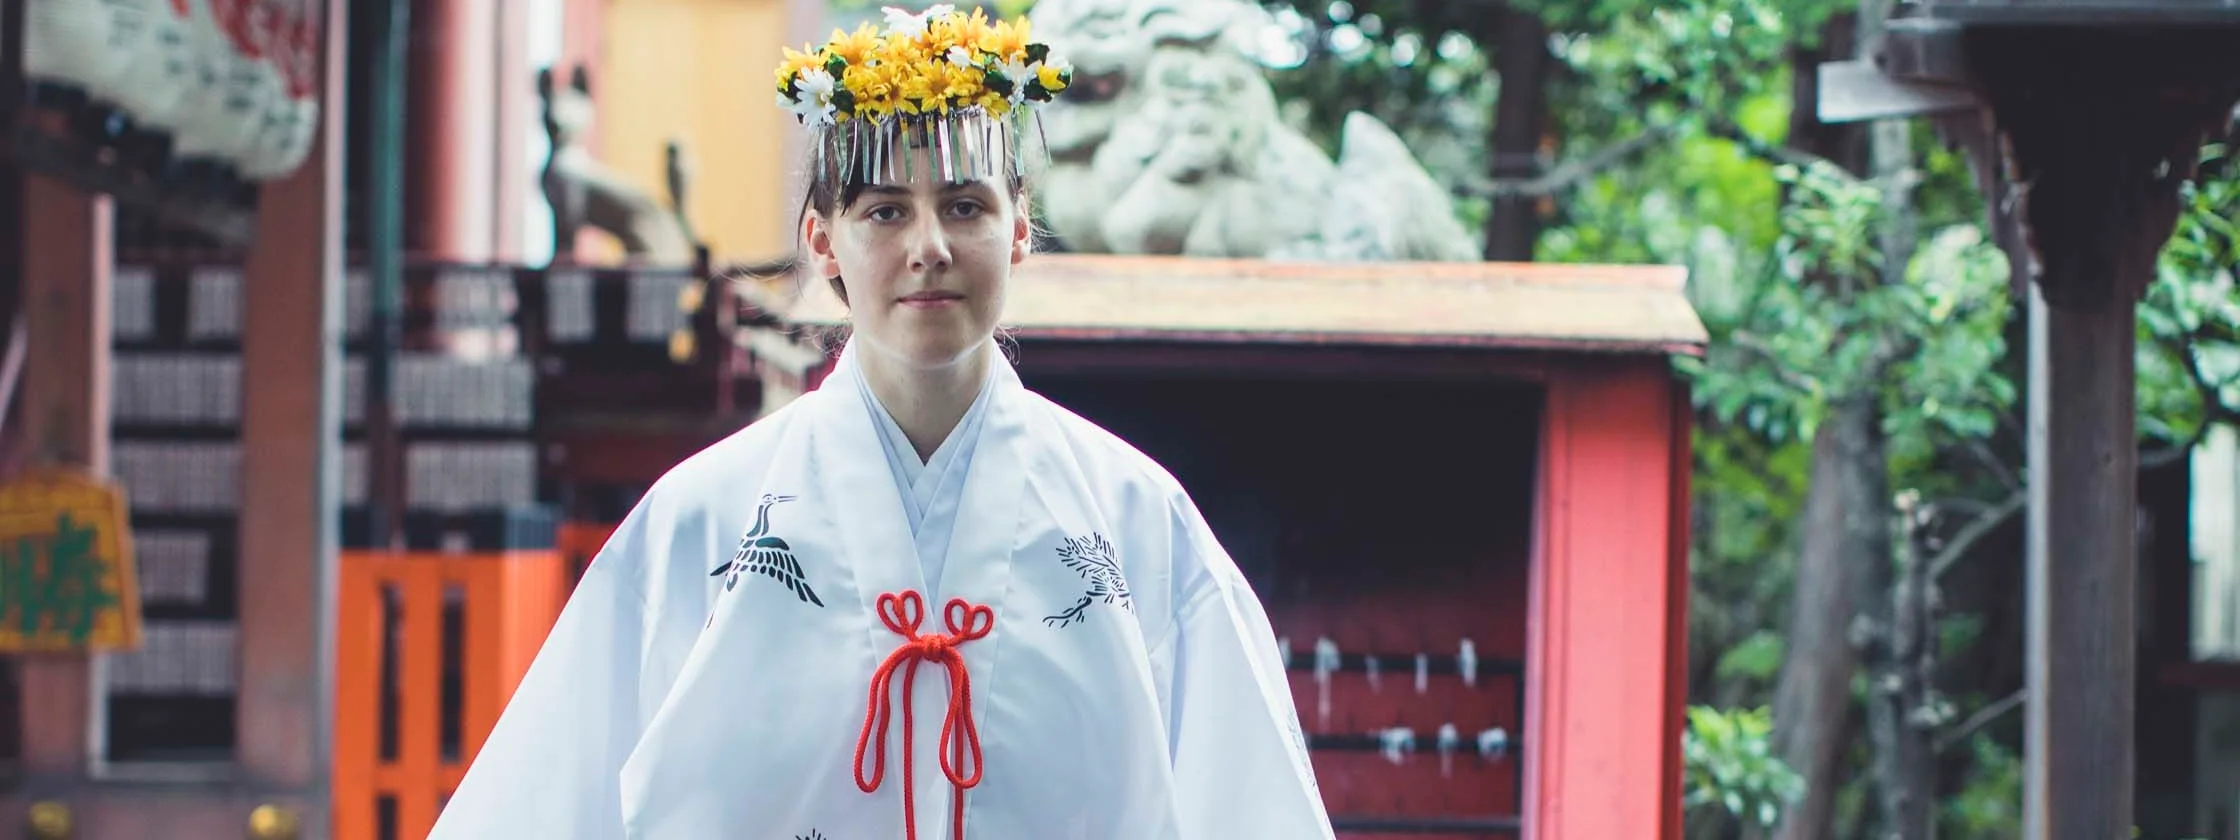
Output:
[598, 0, 798, 262]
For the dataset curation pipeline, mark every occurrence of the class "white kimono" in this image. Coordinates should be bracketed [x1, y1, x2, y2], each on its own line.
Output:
[429, 340, 1333, 840]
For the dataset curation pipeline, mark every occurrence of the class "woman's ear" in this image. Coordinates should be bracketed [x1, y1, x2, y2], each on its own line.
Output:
[1011, 198, 1032, 266]
[803, 212, 842, 282]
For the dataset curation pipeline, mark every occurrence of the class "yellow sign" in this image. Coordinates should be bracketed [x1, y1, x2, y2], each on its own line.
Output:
[0, 467, 142, 653]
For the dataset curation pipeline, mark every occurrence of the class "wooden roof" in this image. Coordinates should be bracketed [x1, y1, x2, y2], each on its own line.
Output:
[763, 253, 1707, 357]
[1898, 0, 2240, 25]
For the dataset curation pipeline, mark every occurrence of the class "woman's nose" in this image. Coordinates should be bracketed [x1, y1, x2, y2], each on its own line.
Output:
[908, 216, 952, 273]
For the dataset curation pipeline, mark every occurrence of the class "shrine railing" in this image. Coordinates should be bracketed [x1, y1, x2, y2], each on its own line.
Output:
[331, 512, 568, 840]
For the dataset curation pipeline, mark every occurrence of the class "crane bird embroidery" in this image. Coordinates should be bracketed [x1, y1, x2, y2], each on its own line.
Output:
[710, 493, 823, 607]
[1044, 533, 1131, 628]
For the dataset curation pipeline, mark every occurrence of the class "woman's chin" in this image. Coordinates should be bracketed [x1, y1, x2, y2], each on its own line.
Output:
[875, 330, 992, 371]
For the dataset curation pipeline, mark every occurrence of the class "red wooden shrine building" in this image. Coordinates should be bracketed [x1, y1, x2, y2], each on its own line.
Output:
[0, 238, 1706, 840]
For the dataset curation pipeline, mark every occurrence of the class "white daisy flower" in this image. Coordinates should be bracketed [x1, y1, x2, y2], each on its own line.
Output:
[790, 67, 839, 125]
[881, 4, 955, 39]
[999, 57, 1032, 103]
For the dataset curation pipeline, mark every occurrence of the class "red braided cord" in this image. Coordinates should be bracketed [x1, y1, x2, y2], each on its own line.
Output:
[853, 591, 995, 840]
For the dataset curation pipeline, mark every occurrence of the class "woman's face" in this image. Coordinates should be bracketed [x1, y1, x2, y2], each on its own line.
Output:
[805, 143, 1030, 372]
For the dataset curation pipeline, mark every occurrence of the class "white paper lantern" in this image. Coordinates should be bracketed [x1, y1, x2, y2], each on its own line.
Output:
[268, 13, 324, 179]
[172, 0, 278, 170]
[109, 0, 201, 149]
[242, 0, 318, 180]
[24, 0, 135, 106]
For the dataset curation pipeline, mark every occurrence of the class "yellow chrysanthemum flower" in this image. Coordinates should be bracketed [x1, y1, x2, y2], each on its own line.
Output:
[1036, 64, 1069, 93]
[896, 65, 937, 114]
[776, 46, 823, 90]
[842, 65, 891, 106]
[942, 63, 982, 100]
[941, 9, 994, 56]
[826, 23, 882, 67]
[984, 19, 1030, 61]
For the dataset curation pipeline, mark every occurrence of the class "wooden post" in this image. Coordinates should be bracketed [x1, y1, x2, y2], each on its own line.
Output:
[12, 169, 115, 784]
[2023, 285, 2139, 839]
[1984, 45, 2234, 835]
[1526, 359, 1689, 839]
[234, 0, 348, 823]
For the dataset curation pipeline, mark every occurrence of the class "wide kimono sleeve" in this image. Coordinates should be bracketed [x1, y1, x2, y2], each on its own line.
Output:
[425, 508, 659, 840]
[1163, 495, 1337, 839]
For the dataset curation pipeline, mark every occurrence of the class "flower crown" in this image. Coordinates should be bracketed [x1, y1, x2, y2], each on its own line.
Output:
[776, 5, 1072, 184]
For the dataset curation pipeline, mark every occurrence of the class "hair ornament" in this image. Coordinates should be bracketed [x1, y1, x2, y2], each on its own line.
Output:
[775, 4, 1072, 186]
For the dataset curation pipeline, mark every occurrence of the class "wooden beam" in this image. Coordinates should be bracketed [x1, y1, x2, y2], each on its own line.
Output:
[14, 167, 115, 781]
[233, 0, 348, 820]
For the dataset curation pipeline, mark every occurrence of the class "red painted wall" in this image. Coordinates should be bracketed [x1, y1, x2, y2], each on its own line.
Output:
[1029, 373, 1541, 834]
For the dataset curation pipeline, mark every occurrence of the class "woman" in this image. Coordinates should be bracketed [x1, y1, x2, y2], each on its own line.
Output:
[430, 7, 1331, 839]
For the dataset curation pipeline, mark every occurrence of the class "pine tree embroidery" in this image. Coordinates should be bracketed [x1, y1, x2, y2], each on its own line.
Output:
[1044, 533, 1132, 628]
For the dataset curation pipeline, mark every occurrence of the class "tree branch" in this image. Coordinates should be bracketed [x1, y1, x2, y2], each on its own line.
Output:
[1726, 331, 1819, 393]
[1928, 490, 2026, 581]
[1965, 438, 2022, 493]
[1458, 125, 1675, 198]
[1700, 117, 1846, 175]
[1936, 689, 2026, 755]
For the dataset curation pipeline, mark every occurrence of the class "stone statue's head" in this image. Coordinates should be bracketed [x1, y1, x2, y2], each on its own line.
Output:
[1031, 0, 1271, 154]
[538, 65, 595, 149]
[1128, 44, 1276, 180]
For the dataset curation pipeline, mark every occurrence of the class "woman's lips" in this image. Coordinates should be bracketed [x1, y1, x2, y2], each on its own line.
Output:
[899, 290, 964, 309]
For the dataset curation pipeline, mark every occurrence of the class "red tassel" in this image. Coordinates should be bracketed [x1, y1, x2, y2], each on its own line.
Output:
[854, 591, 995, 840]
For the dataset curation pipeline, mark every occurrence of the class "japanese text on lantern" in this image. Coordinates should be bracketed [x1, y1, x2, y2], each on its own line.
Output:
[0, 468, 143, 653]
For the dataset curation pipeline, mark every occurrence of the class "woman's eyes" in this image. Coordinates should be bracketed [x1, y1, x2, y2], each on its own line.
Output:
[862, 200, 989, 222]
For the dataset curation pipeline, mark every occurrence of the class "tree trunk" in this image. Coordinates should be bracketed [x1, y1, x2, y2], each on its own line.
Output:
[1483, 7, 1549, 261]
[1852, 1, 1936, 834]
[1766, 13, 1877, 840]
[1772, 393, 1891, 840]
[1866, 492, 1940, 840]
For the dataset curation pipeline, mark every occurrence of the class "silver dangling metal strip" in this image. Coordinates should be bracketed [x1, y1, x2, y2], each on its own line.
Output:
[1009, 114, 1023, 181]
[965, 110, 983, 181]
[813, 129, 826, 185]
[874, 117, 889, 184]
[936, 113, 955, 183]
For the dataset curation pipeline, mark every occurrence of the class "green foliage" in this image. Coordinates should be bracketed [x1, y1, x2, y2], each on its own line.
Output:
[1715, 630, 1787, 684]
[1683, 705, 1807, 831]
[1689, 425, 1810, 702]
[1557, 0, 1790, 133]
[1258, 2, 1500, 195]
[1942, 733, 2022, 840]
[1674, 157, 2015, 454]
[2139, 143, 2240, 447]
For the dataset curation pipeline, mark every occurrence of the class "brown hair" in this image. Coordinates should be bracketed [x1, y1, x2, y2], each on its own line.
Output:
[796, 131, 1032, 304]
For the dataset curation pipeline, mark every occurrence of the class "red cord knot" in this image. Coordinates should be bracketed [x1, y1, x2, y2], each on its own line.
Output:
[853, 591, 996, 840]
